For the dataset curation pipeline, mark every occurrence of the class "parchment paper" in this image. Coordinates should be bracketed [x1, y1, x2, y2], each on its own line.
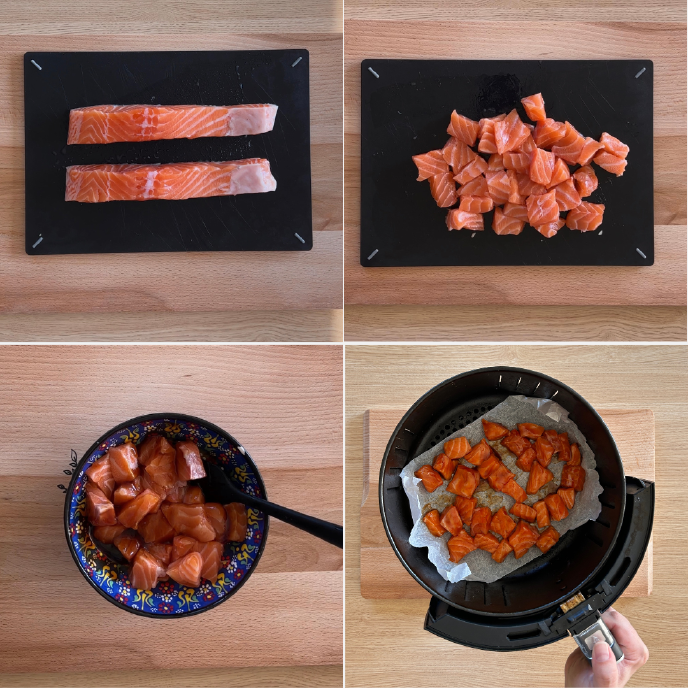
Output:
[401, 395, 603, 583]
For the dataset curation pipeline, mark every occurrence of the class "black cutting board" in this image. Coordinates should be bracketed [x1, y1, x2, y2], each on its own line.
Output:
[360, 59, 653, 267]
[24, 50, 312, 255]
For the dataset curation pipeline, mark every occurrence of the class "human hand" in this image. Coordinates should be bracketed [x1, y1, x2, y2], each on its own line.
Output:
[564, 608, 649, 687]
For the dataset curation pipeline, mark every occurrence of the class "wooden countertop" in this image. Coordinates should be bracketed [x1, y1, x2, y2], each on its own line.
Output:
[0, 0, 343, 342]
[343, 11, 687, 341]
[0, 345, 343, 687]
[346, 344, 688, 688]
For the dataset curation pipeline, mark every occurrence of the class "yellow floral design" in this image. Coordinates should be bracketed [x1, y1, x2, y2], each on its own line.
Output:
[247, 508, 260, 526]
[236, 543, 256, 564]
[134, 589, 153, 609]
[164, 422, 182, 435]
[234, 465, 250, 484]
[177, 586, 199, 610]
[101, 564, 118, 589]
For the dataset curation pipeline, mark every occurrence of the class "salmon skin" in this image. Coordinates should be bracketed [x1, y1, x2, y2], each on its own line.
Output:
[68, 104, 278, 145]
[66, 159, 276, 203]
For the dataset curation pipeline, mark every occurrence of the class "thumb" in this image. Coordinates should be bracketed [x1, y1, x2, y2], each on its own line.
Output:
[592, 641, 619, 687]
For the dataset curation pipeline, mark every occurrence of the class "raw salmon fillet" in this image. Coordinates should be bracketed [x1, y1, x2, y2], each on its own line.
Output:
[225, 502, 248, 542]
[118, 488, 163, 529]
[442, 138, 478, 173]
[457, 174, 488, 198]
[494, 109, 530, 155]
[526, 189, 559, 226]
[599, 132, 629, 159]
[530, 148, 555, 186]
[145, 449, 178, 489]
[487, 154, 504, 171]
[85, 456, 115, 500]
[578, 137, 604, 165]
[130, 548, 165, 589]
[453, 157, 488, 185]
[517, 133, 537, 155]
[477, 119, 499, 154]
[593, 151, 627, 176]
[551, 122, 585, 164]
[66, 159, 277, 203]
[566, 202, 605, 231]
[146, 542, 173, 566]
[429, 172, 458, 207]
[503, 151, 530, 173]
[515, 172, 546, 197]
[113, 476, 142, 505]
[546, 157, 570, 189]
[166, 551, 203, 587]
[554, 178, 582, 211]
[108, 444, 140, 484]
[446, 209, 484, 231]
[85, 482, 116, 526]
[68, 104, 278, 144]
[448, 111, 480, 147]
[521, 93, 546, 122]
[162, 503, 216, 542]
[171, 535, 200, 562]
[92, 524, 125, 544]
[413, 150, 449, 180]
[502, 202, 529, 222]
[204, 503, 228, 541]
[534, 217, 565, 238]
[138, 509, 176, 543]
[573, 166, 598, 198]
[533, 119, 566, 149]
[138, 434, 176, 468]
[194, 541, 224, 582]
[486, 170, 511, 206]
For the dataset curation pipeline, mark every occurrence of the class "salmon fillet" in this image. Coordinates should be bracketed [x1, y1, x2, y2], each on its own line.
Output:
[66, 159, 276, 203]
[521, 93, 546, 122]
[566, 201, 605, 231]
[554, 178, 582, 211]
[68, 104, 278, 144]
[446, 209, 484, 231]
[492, 207, 525, 236]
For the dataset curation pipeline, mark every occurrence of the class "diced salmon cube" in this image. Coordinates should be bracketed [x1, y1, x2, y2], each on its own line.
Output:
[166, 551, 203, 588]
[515, 446, 537, 472]
[501, 478, 526, 503]
[508, 520, 540, 558]
[176, 441, 206, 481]
[225, 502, 248, 542]
[487, 463, 515, 492]
[492, 538, 514, 563]
[447, 466, 480, 498]
[471, 506, 492, 536]
[543, 429, 562, 454]
[130, 547, 164, 589]
[544, 493, 569, 521]
[423, 509, 446, 538]
[108, 443, 140, 484]
[92, 524, 125, 544]
[478, 454, 502, 480]
[85, 455, 115, 499]
[510, 503, 536, 522]
[138, 434, 175, 467]
[490, 507, 517, 539]
[518, 423, 544, 438]
[443, 436, 471, 459]
[501, 429, 532, 456]
[533, 500, 551, 529]
[464, 438, 491, 466]
[85, 482, 117, 526]
[526, 461, 554, 494]
[414, 465, 444, 493]
[535, 435, 554, 467]
[558, 487, 576, 510]
[138, 509, 176, 543]
[447, 529, 476, 563]
[114, 528, 142, 563]
[117, 488, 163, 529]
[183, 485, 205, 504]
[559, 433, 571, 462]
[454, 495, 477, 526]
[536, 526, 560, 554]
[474, 532, 501, 554]
[440, 505, 464, 536]
[561, 465, 586, 491]
[113, 476, 142, 505]
[569, 443, 582, 466]
[171, 535, 199, 562]
[433, 452, 458, 480]
[482, 419, 509, 440]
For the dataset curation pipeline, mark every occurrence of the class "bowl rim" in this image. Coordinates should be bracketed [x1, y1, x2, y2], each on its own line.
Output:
[63, 412, 270, 619]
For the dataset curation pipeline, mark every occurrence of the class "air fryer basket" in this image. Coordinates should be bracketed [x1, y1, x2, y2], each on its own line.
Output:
[379, 367, 628, 617]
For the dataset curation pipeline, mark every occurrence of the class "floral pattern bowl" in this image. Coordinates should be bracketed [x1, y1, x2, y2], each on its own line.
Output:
[64, 413, 268, 617]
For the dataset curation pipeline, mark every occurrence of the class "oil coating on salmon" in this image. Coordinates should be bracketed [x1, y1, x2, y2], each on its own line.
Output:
[68, 104, 278, 144]
[65, 159, 277, 203]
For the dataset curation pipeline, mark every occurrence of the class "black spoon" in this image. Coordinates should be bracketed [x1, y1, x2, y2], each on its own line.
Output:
[198, 460, 343, 549]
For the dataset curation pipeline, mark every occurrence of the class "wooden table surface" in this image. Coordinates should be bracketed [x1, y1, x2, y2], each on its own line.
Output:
[0, 0, 343, 343]
[0, 345, 343, 687]
[346, 344, 688, 688]
[343, 6, 687, 341]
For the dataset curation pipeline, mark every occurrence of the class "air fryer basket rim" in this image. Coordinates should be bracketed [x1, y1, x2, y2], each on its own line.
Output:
[379, 366, 627, 617]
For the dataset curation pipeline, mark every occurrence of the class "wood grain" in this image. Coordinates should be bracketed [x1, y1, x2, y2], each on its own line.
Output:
[0, 309, 343, 342]
[343, 20, 687, 335]
[360, 408, 653, 599]
[0, 28, 343, 341]
[346, 345, 688, 688]
[344, 305, 686, 341]
[0, 346, 343, 678]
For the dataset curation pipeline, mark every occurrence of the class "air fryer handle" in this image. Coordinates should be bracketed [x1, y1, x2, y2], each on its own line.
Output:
[573, 617, 624, 663]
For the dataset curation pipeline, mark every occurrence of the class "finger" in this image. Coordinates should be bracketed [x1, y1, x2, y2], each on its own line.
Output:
[565, 648, 593, 688]
[601, 609, 649, 666]
[592, 641, 619, 688]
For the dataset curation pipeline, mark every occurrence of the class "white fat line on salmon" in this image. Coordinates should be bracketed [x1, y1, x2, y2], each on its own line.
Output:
[294, 232, 305, 243]
[635, 67, 646, 79]
[367, 248, 379, 260]
[32, 234, 43, 248]
[368, 67, 380, 78]
[636, 248, 647, 259]
[30, 59, 42, 70]
[291, 56, 303, 67]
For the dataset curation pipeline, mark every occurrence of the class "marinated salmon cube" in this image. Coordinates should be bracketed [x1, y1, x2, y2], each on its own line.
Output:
[482, 419, 509, 440]
[470, 506, 492, 536]
[414, 465, 444, 493]
[561, 465, 586, 492]
[166, 551, 203, 588]
[501, 429, 532, 456]
[113, 476, 142, 505]
[114, 528, 142, 563]
[559, 433, 571, 462]
[422, 509, 446, 538]
[518, 423, 544, 438]
[447, 529, 476, 563]
[164, 482, 187, 503]
[510, 503, 536, 522]
[544, 429, 562, 454]
[508, 520, 539, 558]
[569, 443, 582, 466]
[194, 540, 224, 583]
[162, 503, 216, 542]
[225, 502, 248, 542]
[474, 532, 501, 554]
[204, 503, 228, 541]
[171, 535, 199, 562]
[536, 526, 560, 554]
[92, 524, 125, 544]
[447, 465, 480, 498]
[526, 461, 554, 495]
[138, 509, 176, 543]
[464, 438, 491, 466]
[140, 471, 168, 500]
[138, 433, 175, 467]
[515, 446, 537, 472]
[85, 455, 115, 499]
[130, 547, 164, 589]
[490, 506, 517, 539]
[558, 487, 576, 510]
[108, 443, 140, 484]
[454, 495, 477, 526]
[85, 482, 117, 526]
[492, 538, 514, 563]
[545, 493, 569, 521]
[487, 463, 515, 492]
[535, 435, 554, 467]
[145, 450, 178, 489]
[183, 485, 205, 504]
[440, 505, 464, 536]
[501, 479, 526, 503]
[533, 500, 551, 529]
[176, 441, 207, 481]
[145, 542, 173, 566]
[478, 454, 502, 480]
[433, 452, 458, 480]
[117, 488, 163, 529]
[443, 436, 471, 459]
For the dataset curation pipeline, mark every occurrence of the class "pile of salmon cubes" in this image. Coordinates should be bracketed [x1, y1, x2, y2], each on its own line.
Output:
[412, 93, 629, 238]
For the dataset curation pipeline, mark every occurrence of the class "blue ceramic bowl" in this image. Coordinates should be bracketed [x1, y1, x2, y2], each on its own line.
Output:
[64, 413, 268, 617]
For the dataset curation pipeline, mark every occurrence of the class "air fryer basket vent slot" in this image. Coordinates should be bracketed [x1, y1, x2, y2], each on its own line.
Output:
[610, 556, 632, 587]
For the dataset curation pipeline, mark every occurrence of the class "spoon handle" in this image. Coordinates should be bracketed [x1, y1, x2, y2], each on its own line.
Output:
[241, 494, 343, 548]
